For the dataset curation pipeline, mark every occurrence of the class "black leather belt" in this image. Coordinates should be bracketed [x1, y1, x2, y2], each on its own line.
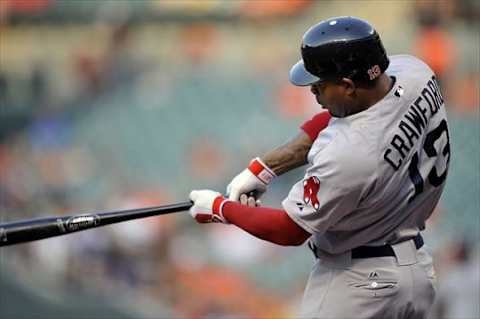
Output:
[352, 234, 424, 259]
[309, 234, 424, 259]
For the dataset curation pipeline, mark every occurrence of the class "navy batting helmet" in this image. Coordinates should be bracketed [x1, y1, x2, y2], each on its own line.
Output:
[289, 16, 389, 86]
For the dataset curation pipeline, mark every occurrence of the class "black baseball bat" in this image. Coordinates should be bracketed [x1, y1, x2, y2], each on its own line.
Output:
[0, 201, 193, 247]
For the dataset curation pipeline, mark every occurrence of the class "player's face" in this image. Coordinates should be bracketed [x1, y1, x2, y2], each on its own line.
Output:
[310, 80, 354, 117]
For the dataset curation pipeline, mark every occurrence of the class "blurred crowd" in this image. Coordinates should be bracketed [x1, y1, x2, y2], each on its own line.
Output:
[1, 1, 479, 318]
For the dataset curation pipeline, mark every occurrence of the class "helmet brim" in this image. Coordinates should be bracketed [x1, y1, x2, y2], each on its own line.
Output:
[289, 60, 321, 86]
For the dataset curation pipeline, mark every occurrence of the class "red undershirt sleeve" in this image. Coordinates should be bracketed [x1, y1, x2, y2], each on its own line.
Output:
[221, 201, 311, 246]
[300, 111, 332, 141]
[215, 113, 331, 246]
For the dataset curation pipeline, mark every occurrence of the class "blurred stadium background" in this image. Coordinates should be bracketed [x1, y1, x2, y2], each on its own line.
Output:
[0, 1, 478, 318]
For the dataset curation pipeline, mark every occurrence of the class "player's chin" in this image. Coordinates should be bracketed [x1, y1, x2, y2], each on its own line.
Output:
[329, 109, 349, 118]
[317, 100, 330, 112]
[320, 105, 340, 117]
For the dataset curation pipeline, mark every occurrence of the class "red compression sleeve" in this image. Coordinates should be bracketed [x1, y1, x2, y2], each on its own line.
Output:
[300, 111, 332, 141]
[222, 201, 310, 246]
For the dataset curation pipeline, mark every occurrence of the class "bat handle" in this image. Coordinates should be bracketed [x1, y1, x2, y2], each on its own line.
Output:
[247, 191, 259, 198]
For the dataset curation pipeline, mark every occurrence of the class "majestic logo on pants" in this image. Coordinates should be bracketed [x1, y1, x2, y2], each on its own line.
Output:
[303, 176, 321, 210]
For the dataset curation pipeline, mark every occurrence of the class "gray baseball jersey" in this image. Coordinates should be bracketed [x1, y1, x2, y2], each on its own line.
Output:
[283, 54, 450, 255]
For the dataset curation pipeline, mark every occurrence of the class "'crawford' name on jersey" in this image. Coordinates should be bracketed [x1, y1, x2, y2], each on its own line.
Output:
[384, 75, 444, 171]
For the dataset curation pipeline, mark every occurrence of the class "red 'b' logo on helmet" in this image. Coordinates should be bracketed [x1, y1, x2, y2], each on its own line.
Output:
[303, 176, 321, 210]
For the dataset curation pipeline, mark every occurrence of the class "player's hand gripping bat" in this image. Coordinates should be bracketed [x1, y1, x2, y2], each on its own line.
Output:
[0, 201, 193, 247]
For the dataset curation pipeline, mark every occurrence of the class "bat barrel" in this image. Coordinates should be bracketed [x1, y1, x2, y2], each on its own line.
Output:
[0, 217, 70, 247]
[0, 201, 193, 247]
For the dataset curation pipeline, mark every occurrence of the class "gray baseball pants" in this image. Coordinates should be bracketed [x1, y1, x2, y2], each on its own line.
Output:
[300, 240, 436, 319]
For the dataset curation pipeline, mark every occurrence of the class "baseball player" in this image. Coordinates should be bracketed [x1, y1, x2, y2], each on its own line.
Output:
[189, 16, 449, 319]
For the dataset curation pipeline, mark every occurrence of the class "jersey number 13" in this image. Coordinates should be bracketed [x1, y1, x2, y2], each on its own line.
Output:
[408, 119, 451, 203]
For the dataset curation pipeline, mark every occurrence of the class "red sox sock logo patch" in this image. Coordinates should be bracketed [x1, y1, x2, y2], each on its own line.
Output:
[303, 176, 321, 210]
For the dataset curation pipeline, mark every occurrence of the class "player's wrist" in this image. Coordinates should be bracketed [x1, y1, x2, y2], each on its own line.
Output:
[212, 195, 230, 223]
[248, 157, 276, 185]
